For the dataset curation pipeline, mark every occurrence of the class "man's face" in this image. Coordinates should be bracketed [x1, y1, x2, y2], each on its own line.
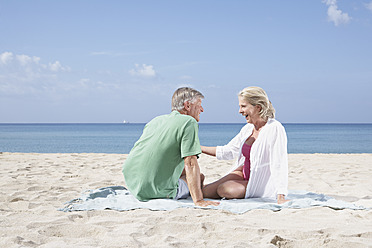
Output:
[187, 98, 204, 122]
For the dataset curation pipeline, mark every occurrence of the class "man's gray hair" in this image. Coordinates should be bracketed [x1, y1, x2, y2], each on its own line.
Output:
[171, 87, 204, 111]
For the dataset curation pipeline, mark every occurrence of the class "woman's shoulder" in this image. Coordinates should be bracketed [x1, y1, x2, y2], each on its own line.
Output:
[266, 119, 286, 132]
[240, 123, 254, 133]
[267, 118, 283, 126]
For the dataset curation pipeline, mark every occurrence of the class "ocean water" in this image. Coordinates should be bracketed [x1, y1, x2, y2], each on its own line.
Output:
[0, 123, 371, 154]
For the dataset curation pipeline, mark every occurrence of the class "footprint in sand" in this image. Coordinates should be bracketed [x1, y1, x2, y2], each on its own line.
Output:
[37, 224, 104, 238]
[14, 236, 39, 247]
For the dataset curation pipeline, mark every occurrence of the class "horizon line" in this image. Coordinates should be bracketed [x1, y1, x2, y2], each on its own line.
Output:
[1, 122, 372, 125]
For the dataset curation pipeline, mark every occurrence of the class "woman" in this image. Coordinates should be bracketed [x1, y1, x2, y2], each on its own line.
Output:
[202, 86, 289, 204]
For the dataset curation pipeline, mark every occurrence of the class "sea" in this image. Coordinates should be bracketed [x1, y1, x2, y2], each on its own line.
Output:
[0, 123, 371, 154]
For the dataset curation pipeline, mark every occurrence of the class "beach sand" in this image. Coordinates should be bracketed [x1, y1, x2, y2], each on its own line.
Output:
[1, 152, 372, 248]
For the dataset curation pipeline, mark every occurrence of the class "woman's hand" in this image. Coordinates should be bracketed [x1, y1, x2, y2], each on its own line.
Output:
[277, 194, 290, 204]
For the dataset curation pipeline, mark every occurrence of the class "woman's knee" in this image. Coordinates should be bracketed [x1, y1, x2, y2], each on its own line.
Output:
[200, 173, 205, 188]
[200, 173, 205, 183]
[217, 181, 246, 199]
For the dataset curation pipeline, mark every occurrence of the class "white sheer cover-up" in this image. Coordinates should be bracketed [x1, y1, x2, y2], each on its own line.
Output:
[216, 118, 288, 199]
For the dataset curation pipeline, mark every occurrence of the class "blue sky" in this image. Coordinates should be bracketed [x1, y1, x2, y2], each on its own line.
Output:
[1, 0, 372, 123]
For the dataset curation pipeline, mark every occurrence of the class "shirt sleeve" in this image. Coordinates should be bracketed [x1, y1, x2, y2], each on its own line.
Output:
[180, 119, 202, 158]
[216, 124, 250, 160]
[269, 123, 289, 196]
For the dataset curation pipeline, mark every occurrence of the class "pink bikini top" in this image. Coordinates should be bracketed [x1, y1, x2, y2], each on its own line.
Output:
[242, 143, 251, 181]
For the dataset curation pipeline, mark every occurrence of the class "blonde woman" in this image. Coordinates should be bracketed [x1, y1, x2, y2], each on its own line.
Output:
[202, 86, 289, 204]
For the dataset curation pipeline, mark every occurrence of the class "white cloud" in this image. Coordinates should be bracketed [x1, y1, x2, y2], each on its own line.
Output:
[0, 51, 70, 73]
[129, 64, 156, 77]
[78, 78, 90, 85]
[0, 52, 165, 105]
[16, 54, 41, 66]
[49, 61, 70, 72]
[322, 0, 351, 26]
[0, 52, 13, 64]
[366, 1, 372, 12]
[0, 51, 73, 96]
[179, 75, 193, 81]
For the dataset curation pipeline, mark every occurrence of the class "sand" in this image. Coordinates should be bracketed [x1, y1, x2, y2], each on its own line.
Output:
[1, 152, 372, 248]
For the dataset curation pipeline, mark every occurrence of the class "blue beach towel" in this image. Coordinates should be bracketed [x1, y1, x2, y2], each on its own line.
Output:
[59, 186, 367, 214]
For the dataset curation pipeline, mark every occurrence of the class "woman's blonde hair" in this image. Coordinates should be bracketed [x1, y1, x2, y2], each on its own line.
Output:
[238, 86, 275, 121]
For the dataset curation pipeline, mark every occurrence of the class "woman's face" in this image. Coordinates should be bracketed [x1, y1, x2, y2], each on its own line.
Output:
[238, 96, 261, 124]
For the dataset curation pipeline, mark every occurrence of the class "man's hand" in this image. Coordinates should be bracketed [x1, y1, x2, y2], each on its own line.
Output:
[195, 199, 220, 207]
[184, 156, 220, 207]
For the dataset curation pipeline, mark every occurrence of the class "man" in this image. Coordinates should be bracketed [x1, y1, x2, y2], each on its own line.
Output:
[122, 87, 218, 207]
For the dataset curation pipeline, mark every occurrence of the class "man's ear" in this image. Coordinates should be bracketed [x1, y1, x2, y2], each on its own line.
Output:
[183, 101, 191, 111]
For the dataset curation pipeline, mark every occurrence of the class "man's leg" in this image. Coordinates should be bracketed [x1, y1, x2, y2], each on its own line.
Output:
[177, 171, 205, 200]
[175, 177, 190, 200]
[180, 169, 204, 188]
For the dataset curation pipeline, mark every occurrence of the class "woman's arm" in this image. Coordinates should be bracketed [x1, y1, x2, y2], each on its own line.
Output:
[270, 123, 289, 203]
[201, 145, 216, 157]
[215, 124, 251, 160]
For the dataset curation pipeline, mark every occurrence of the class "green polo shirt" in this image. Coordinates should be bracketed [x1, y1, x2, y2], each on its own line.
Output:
[122, 111, 201, 201]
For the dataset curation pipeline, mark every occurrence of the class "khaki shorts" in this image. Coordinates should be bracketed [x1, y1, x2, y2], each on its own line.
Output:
[175, 178, 190, 200]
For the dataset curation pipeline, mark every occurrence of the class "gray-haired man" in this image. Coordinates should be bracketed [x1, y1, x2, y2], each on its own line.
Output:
[122, 87, 219, 207]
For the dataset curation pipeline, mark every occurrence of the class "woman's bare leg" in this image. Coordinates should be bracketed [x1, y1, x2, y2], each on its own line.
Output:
[202, 166, 245, 199]
[217, 180, 248, 199]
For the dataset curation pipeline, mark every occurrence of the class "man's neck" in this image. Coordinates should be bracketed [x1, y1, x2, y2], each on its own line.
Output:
[178, 109, 187, 115]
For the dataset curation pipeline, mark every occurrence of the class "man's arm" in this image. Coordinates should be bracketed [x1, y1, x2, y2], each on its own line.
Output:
[184, 156, 219, 207]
